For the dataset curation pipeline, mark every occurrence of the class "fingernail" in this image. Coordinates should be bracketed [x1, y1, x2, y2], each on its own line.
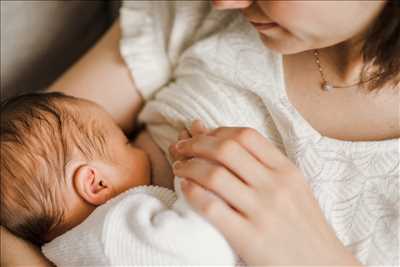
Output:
[168, 144, 174, 152]
[180, 178, 189, 188]
[178, 131, 185, 140]
[173, 160, 183, 169]
[194, 119, 205, 128]
[176, 140, 188, 151]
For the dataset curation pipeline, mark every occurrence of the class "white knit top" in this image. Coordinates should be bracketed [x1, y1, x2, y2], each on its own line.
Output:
[119, 1, 399, 266]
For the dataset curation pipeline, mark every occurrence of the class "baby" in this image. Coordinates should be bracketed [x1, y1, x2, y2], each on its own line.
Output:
[0, 92, 237, 266]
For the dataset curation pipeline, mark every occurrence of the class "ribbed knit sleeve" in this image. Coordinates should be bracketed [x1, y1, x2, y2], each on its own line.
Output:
[42, 185, 237, 266]
[119, 0, 211, 100]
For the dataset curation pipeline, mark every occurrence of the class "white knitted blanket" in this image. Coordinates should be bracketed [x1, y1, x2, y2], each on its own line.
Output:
[42, 182, 238, 266]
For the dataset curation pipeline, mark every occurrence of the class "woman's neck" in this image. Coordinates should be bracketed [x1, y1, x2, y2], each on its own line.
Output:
[318, 39, 365, 86]
[317, 6, 385, 89]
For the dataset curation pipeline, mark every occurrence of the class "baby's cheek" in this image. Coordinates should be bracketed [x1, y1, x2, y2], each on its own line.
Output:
[113, 159, 149, 195]
[130, 149, 152, 187]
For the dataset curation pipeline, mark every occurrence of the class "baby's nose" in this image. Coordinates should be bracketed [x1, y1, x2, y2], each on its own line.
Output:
[212, 0, 253, 10]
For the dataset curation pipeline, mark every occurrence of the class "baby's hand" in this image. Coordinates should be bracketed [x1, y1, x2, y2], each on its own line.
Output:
[191, 120, 209, 136]
[169, 120, 208, 162]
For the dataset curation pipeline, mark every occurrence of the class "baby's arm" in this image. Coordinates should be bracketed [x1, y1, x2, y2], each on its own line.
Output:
[42, 186, 236, 266]
[47, 19, 142, 135]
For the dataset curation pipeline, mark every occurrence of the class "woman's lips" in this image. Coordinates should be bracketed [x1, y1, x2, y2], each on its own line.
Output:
[250, 21, 279, 32]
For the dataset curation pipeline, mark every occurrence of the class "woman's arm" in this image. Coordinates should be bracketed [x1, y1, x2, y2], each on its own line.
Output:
[1, 226, 54, 267]
[47, 19, 142, 135]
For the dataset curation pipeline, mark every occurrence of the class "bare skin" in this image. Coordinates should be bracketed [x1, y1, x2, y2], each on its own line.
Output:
[47, 20, 143, 135]
[284, 50, 399, 142]
[170, 0, 398, 265]
[133, 131, 174, 190]
[2, 0, 398, 265]
[1, 20, 142, 267]
[238, 0, 399, 141]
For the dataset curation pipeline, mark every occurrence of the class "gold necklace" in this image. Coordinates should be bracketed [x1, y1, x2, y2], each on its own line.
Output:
[313, 50, 379, 91]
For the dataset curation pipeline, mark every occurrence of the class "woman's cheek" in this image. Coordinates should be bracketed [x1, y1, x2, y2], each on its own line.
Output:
[258, 1, 326, 42]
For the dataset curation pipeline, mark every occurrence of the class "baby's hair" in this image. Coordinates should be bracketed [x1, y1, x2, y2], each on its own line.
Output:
[0, 92, 109, 245]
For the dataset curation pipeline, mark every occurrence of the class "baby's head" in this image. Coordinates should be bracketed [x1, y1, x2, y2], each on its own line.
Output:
[1, 92, 150, 245]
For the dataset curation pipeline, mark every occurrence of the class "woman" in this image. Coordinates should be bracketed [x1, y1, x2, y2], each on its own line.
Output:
[2, 0, 398, 266]
[168, 1, 399, 265]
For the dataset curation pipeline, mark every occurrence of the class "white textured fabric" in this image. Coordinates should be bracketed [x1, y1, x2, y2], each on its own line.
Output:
[42, 185, 237, 266]
[119, 1, 399, 266]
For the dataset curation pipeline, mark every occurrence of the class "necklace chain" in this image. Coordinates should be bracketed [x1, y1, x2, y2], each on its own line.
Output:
[312, 50, 379, 91]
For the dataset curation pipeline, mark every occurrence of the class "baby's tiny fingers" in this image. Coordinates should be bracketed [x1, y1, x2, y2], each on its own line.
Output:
[179, 129, 191, 140]
[170, 129, 192, 162]
[169, 144, 191, 162]
[191, 120, 209, 136]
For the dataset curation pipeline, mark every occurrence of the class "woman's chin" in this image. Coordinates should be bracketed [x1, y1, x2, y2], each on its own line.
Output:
[259, 34, 311, 55]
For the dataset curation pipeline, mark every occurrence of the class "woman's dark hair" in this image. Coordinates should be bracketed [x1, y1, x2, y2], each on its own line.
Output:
[363, 0, 399, 90]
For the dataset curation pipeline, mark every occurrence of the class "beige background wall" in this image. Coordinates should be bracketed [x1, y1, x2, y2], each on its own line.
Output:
[1, 0, 120, 100]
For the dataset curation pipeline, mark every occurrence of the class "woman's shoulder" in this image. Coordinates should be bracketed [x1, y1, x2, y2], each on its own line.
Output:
[119, 0, 216, 100]
[176, 13, 284, 100]
[119, 0, 283, 102]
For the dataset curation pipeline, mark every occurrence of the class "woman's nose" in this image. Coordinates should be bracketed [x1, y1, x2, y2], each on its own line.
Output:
[212, 0, 253, 10]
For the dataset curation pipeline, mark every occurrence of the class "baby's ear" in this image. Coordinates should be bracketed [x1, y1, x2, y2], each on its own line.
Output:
[73, 164, 112, 206]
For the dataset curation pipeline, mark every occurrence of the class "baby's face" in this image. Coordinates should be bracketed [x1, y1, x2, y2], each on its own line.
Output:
[85, 101, 151, 197]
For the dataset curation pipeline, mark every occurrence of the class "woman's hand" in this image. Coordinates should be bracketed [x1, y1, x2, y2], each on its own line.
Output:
[170, 122, 361, 266]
